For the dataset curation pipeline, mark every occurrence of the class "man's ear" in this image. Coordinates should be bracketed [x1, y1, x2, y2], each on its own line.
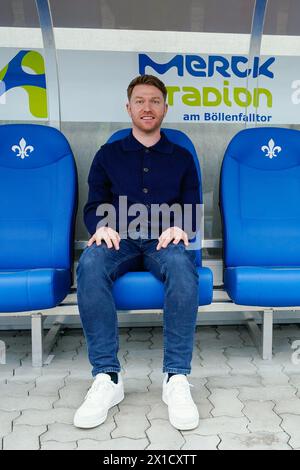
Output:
[164, 103, 168, 117]
[126, 102, 131, 117]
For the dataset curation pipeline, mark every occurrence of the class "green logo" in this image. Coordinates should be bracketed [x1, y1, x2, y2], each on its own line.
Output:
[0, 50, 47, 118]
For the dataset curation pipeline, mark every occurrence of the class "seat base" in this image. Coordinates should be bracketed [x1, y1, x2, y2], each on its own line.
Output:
[225, 266, 300, 307]
[113, 267, 213, 309]
[0, 269, 71, 312]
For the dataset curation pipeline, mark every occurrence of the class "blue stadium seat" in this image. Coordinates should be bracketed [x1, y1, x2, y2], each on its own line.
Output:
[0, 124, 77, 312]
[220, 126, 300, 307]
[107, 128, 213, 308]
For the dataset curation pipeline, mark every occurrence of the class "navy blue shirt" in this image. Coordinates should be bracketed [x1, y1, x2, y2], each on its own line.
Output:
[84, 130, 200, 238]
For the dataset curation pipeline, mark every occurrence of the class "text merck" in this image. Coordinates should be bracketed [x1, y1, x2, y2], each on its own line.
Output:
[139, 54, 275, 79]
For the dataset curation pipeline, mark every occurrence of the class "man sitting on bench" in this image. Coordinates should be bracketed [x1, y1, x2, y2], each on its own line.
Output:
[74, 75, 200, 431]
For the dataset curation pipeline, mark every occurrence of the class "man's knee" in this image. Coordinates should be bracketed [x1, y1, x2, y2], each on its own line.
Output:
[77, 244, 109, 277]
[162, 244, 197, 277]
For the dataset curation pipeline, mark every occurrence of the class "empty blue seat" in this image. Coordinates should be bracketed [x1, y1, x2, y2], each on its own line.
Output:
[107, 128, 213, 308]
[220, 126, 300, 307]
[0, 124, 77, 312]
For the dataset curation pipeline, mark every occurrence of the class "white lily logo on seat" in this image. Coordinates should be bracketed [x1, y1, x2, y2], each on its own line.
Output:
[261, 139, 282, 159]
[11, 138, 34, 159]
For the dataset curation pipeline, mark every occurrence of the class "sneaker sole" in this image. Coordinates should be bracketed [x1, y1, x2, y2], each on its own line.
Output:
[162, 393, 199, 431]
[73, 389, 124, 429]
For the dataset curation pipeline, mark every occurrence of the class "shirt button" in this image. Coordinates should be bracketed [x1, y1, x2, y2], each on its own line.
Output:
[143, 188, 148, 193]
[145, 149, 150, 153]
[143, 167, 149, 172]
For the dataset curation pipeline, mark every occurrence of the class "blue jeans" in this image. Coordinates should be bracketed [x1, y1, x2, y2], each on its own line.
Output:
[77, 238, 199, 377]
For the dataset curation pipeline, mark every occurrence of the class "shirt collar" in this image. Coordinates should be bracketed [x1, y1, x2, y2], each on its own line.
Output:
[121, 130, 174, 154]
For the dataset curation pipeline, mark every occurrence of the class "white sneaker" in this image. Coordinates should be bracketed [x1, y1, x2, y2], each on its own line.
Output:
[162, 374, 199, 430]
[73, 373, 124, 428]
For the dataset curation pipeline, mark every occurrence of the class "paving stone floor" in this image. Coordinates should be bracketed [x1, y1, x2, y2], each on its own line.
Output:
[1, 324, 300, 450]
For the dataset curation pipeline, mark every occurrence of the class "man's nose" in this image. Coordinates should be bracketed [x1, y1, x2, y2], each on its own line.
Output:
[143, 101, 152, 112]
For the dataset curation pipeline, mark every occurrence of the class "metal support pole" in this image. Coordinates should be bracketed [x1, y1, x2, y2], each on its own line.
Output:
[31, 313, 44, 367]
[35, 0, 61, 129]
[262, 309, 273, 360]
[246, 0, 268, 127]
[0, 339, 6, 365]
[244, 309, 273, 360]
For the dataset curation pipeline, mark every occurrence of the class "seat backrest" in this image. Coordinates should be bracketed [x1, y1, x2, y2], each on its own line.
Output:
[0, 124, 77, 269]
[220, 127, 300, 267]
[107, 128, 203, 265]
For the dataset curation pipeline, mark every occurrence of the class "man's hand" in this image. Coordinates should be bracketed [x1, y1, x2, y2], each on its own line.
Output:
[87, 227, 121, 250]
[156, 226, 189, 250]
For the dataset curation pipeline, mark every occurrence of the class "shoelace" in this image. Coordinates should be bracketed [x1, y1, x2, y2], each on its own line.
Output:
[84, 379, 114, 401]
[169, 381, 194, 405]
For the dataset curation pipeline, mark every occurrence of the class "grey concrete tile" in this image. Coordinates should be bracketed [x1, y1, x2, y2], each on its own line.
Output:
[243, 401, 282, 433]
[65, 370, 92, 381]
[280, 414, 300, 448]
[181, 434, 220, 450]
[148, 357, 163, 371]
[126, 349, 162, 362]
[3, 424, 47, 450]
[0, 395, 56, 412]
[147, 403, 169, 421]
[14, 408, 74, 426]
[183, 417, 249, 436]
[275, 398, 300, 415]
[123, 363, 152, 379]
[187, 377, 210, 400]
[52, 334, 82, 352]
[53, 382, 91, 409]
[0, 410, 20, 439]
[77, 437, 148, 450]
[128, 328, 152, 342]
[147, 370, 164, 391]
[197, 350, 228, 366]
[239, 329, 256, 347]
[122, 390, 162, 407]
[112, 405, 150, 439]
[195, 326, 218, 341]
[273, 325, 300, 339]
[224, 347, 259, 359]
[218, 432, 291, 450]
[11, 366, 43, 382]
[283, 362, 300, 375]
[195, 400, 213, 419]
[259, 369, 290, 386]
[209, 388, 244, 417]
[206, 375, 261, 390]
[191, 365, 231, 378]
[146, 419, 185, 450]
[3, 351, 28, 364]
[29, 375, 67, 397]
[41, 440, 77, 450]
[0, 367, 14, 381]
[124, 378, 151, 393]
[121, 341, 151, 351]
[288, 374, 300, 389]
[41, 413, 117, 443]
[149, 336, 164, 350]
[216, 326, 242, 337]
[238, 385, 296, 402]
[226, 357, 258, 374]
[197, 337, 244, 350]
[0, 382, 35, 397]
